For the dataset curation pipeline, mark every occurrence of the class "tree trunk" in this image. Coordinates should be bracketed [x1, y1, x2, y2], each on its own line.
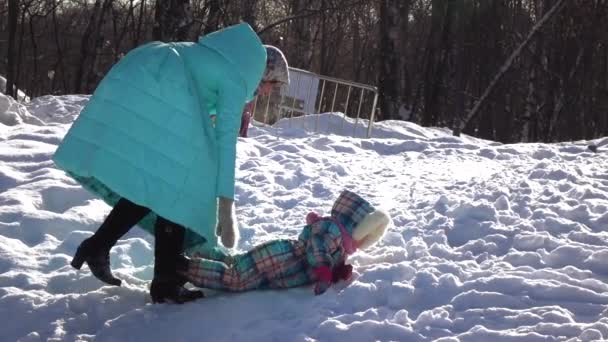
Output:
[202, 0, 221, 35]
[133, 0, 146, 48]
[421, 0, 452, 126]
[14, 6, 27, 98]
[28, 10, 40, 97]
[454, 0, 566, 136]
[319, 0, 328, 76]
[288, 0, 313, 69]
[451, 0, 468, 132]
[52, 0, 68, 94]
[5, 0, 19, 98]
[522, 66, 537, 142]
[113, 0, 135, 60]
[241, 0, 257, 29]
[74, 0, 104, 93]
[352, 12, 361, 81]
[154, 0, 193, 41]
[548, 47, 583, 140]
[85, 0, 114, 92]
[378, 0, 411, 121]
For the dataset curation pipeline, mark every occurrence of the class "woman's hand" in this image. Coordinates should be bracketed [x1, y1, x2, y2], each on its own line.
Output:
[216, 197, 238, 248]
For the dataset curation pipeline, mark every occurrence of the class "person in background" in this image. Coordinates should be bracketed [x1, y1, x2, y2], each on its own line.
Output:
[238, 45, 289, 138]
[53, 23, 289, 304]
[238, 102, 254, 138]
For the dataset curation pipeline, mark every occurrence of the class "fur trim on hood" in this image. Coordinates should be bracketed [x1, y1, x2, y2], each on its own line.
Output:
[351, 209, 390, 250]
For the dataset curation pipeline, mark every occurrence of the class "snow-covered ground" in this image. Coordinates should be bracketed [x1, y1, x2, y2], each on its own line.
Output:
[1, 94, 608, 341]
[0, 76, 30, 103]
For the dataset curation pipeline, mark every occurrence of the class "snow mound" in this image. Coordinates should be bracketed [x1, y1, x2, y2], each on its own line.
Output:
[0, 93, 44, 126]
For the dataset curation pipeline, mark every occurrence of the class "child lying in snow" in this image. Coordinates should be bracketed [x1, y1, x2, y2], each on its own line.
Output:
[177, 190, 390, 295]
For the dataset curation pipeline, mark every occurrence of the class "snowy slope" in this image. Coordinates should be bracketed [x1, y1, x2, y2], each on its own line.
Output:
[1, 95, 608, 341]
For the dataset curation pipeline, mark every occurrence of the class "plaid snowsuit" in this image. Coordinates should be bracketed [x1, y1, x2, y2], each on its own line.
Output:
[182, 190, 375, 292]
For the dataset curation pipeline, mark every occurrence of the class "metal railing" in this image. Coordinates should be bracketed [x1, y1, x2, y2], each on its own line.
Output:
[251, 67, 379, 138]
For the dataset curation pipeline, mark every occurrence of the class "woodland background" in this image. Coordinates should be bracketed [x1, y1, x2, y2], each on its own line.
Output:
[2, 0, 607, 142]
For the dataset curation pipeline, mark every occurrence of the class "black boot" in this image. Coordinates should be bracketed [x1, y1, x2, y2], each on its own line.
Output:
[71, 198, 150, 286]
[71, 237, 122, 286]
[150, 279, 204, 304]
[150, 218, 204, 304]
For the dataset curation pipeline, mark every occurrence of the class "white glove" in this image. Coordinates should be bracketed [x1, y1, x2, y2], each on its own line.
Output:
[216, 197, 239, 248]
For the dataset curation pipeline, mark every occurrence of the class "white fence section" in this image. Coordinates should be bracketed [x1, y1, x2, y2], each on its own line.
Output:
[251, 67, 379, 138]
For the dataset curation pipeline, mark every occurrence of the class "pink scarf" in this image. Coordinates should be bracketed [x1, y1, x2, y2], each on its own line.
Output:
[306, 212, 356, 255]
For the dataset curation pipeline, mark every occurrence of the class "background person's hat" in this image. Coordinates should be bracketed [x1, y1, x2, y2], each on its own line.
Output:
[262, 45, 290, 85]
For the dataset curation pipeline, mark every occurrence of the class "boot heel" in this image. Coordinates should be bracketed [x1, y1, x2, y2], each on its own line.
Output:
[71, 248, 86, 270]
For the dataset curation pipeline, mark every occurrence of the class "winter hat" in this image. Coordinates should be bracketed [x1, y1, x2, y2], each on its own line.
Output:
[262, 45, 290, 85]
[331, 190, 390, 250]
[351, 209, 390, 250]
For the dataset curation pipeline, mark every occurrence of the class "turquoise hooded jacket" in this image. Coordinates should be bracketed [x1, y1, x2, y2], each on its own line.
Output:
[53, 23, 267, 251]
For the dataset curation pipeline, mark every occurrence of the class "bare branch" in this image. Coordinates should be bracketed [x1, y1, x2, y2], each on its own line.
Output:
[256, 0, 367, 35]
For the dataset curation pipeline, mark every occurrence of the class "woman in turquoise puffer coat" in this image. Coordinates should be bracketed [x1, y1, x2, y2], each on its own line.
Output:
[53, 23, 289, 303]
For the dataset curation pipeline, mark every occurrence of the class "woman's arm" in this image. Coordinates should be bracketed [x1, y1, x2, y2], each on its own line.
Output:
[214, 79, 247, 200]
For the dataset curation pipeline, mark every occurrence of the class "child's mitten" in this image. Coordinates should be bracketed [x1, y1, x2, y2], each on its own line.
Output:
[313, 266, 332, 295]
[332, 262, 353, 283]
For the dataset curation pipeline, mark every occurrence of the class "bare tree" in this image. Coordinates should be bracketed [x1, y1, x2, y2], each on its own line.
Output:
[201, 0, 221, 35]
[154, 0, 193, 41]
[378, 0, 411, 120]
[420, 0, 454, 127]
[5, 0, 19, 98]
[454, 0, 567, 137]
[133, 0, 148, 47]
[84, 0, 114, 92]
[241, 0, 258, 29]
[73, 0, 111, 93]
[50, 0, 68, 94]
[2, 0, 607, 143]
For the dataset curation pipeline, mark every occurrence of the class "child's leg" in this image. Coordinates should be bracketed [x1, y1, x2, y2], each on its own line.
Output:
[271, 270, 311, 289]
[183, 252, 264, 292]
[192, 247, 233, 265]
[183, 257, 230, 290]
[184, 240, 305, 292]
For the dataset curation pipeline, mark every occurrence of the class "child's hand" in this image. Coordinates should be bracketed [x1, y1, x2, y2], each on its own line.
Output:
[314, 280, 331, 295]
[313, 266, 333, 295]
[332, 262, 353, 283]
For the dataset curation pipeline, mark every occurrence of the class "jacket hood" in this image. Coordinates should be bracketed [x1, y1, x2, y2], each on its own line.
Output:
[331, 190, 375, 234]
[262, 45, 290, 85]
[331, 190, 390, 250]
[198, 23, 267, 101]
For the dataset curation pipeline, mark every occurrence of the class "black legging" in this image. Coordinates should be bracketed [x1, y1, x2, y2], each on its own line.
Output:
[88, 197, 150, 249]
[90, 197, 184, 252]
